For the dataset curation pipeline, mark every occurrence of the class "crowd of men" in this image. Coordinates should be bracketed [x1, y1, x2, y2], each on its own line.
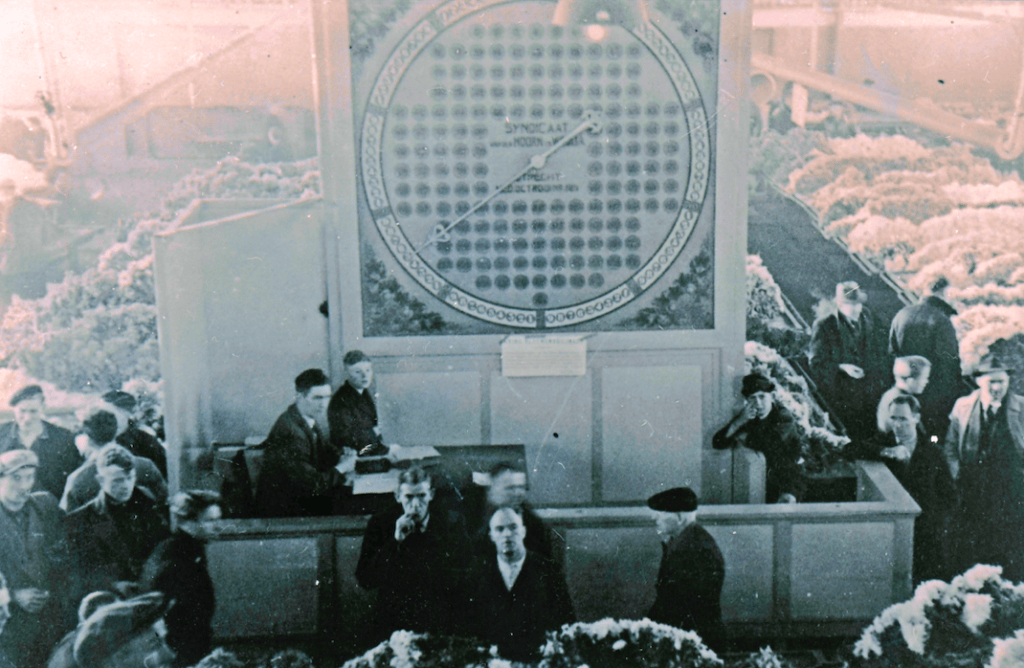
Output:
[714, 277, 1024, 584]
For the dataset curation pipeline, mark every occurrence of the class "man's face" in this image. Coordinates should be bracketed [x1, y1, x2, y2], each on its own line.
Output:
[296, 384, 332, 421]
[838, 300, 863, 321]
[487, 471, 527, 508]
[13, 397, 44, 432]
[652, 510, 683, 537]
[894, 362, 930, 395]
[489, 508, 526, 559]
[0, 467, 37, 512]
[888, 402, 920, 442]
[347, 361, 374, 391]
[396, 481, 433, 520]
[978, 371, 1010, 405]
[191, 504, 223, 540]
[106, 619, 175, 668]
[746, 391, 773, 419]
[97, 465, 136, 504]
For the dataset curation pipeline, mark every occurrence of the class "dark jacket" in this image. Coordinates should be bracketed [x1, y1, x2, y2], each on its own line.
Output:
[713, 405, 805, 502]
[649, 523, 725, 645]
[469, 551, 575, 662]
[117, 422, 167, 478]
[0, 421, 83, 500]
[254, 404, 346, 518]
[0, 492, 72, 668]
[889, 296, 963, 433]
[356, 504, 471, 639]
[139, 531, 216, 667]
[462, 486, 553, 560]
[67, 487, 170, 595]
[60, 453, 167, 513]
[328, 383, 388, 456]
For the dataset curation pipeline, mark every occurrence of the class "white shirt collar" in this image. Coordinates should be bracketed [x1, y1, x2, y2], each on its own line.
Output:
[497, 554, 526, 591]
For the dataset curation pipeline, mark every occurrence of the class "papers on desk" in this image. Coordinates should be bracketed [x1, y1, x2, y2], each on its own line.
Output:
[390, 445, 441, 462]
[353, 471, 400, 495]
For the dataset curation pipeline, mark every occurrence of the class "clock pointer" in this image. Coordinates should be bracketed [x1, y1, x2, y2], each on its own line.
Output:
[413, 111, 603, 254]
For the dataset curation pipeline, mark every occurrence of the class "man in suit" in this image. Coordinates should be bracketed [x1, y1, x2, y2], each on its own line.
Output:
[463, 463, 554, 560]
[809, 281, 889, 445]
[328, 350, 389, 457]
[254, 368, 349, 517]
[647, 487, 725, 649]
[102, 390, 167, 478]
[0, 449, 72, 668]
[67, 445, 170, 598]
[469, 507, 574, 662]
[356, 467, 470, 641]
[890, 277, 963, 437]
[0, 384, 82, 499]
[944, 353, 1024, 580]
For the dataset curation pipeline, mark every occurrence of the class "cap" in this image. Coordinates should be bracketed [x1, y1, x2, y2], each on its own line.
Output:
[0, 449, 39, 477]
[101, 391, 136, 412]
[9, 385, 44, 407]
[741, 373, 775, 397]
[647, 487, 698, 513]
[974, 353, 1014, 377]
[74, 593, 167, 668]
[835, 281, 867, 304]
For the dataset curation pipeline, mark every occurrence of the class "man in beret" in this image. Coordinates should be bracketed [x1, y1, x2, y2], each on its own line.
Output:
[647, 487, 725, 649]
[713, 374, 804, 503]
[68, 445, 170, 599]
[0, 450, 72, 668]
[61, 408, 167, 513]
[68, 592, 175, 668]
[945, 353, 1024, 580]
[328, 351, 389, 457]
[809, 281, 890, 445]
[255, 369, 350, 517]
[102, 391, 167, 479]
[0, 384, 82, 499]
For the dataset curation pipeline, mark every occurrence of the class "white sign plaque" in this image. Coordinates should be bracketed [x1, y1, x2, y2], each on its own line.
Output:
[500, 336, 587, 377]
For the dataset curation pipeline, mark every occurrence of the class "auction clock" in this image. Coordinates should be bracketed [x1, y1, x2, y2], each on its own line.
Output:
[360, 0, 712, 329]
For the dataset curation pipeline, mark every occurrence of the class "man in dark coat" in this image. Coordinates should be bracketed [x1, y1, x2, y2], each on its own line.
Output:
[713, 374, 805, 503]
[469, 507, 574, 662]
[0, 449, 72, 668]
[647, 487, 725, 649]
[944, 354, 1024, 581]
[889, 277, 963, 437]
[809, 281, 889, 445]
[328, 350, 389, 457]
[254, 368, 349, 517]
[463, 463, 554, 560]
[67, 445, 170, 597]
[103, 390, 167, 479]
[0, 384, 82, 499]
[356, 467, 470, 641]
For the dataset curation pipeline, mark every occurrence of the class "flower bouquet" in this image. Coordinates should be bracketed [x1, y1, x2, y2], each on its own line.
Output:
[539, 618, 722, 668]
[341, 631, 516, 668]
[852, 565, 1024, 668]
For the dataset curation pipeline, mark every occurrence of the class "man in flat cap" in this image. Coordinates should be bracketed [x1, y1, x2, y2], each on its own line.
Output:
[328, 350, 389, 457]
[102, 390, 167, 479]
[255, 369, 350, 517]
[0, 384, 82, 499]
[713, 374, 804, 503]
[68, 592, 175, 668]
[945, 353, 1024, 579]
[646, 487, 724, 649]
[0, 449, 72, 668]
[809, 281, 889, 445]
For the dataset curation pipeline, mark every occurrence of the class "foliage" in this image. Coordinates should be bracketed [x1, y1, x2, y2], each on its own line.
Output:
[852, 565, 1024, 668]
[619, 236, 714, 330]
[745, 255, 809, 359]
[748, 128, 828, 195]
[361, 244, 465, 336]
[728, 647, 795, 668]
[539, 618, 721, 668]
[340, 631, 511, 668]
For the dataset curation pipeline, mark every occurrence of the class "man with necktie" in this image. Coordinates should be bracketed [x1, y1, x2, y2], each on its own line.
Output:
[254, 369, 348, 517]
[944, 353, 1024, 579]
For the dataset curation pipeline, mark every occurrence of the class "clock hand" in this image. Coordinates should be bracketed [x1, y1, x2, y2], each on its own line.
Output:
[414, 112, 602, 254]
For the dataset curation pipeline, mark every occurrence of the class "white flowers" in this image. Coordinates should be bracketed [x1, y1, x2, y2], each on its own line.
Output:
[611, 640, 627, 651]
[961, 593, 994, 632]
[987, 630, 1024, 668]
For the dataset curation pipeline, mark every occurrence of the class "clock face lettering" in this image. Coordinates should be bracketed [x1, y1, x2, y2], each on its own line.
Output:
[361, 0, 711, 328]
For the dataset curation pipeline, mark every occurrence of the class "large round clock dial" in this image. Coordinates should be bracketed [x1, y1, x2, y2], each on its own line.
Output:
[361, 0, 711, 328]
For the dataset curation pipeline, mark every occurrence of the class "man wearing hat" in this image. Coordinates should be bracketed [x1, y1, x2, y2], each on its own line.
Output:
[646, 488, 725, 648]
[713, 373, 805, 503]
[65, 592, 175, 668]
[0, 385, 82, 499]
[102, 391, 167, 479]
[0, 450, 72, 668]
[944, 353, 1024, 579]
[809, 281, 889, 445]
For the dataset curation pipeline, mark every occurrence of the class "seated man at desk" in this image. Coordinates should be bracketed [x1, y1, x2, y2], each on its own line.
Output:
[328, 350, 389, 457]
[464, 463, 553, 559]
[713, 373, 804, 503]
[254, 369, 349, 517]
[356, 466, 470, 640]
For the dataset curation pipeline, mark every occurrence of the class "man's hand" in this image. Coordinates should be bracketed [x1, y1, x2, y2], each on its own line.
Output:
[838, 363, 865, 379]
[882, 445, 912, 462]
[336, 450, 357, 475]
[13, 588, 48, 614]
[395, 513, 418, 542]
